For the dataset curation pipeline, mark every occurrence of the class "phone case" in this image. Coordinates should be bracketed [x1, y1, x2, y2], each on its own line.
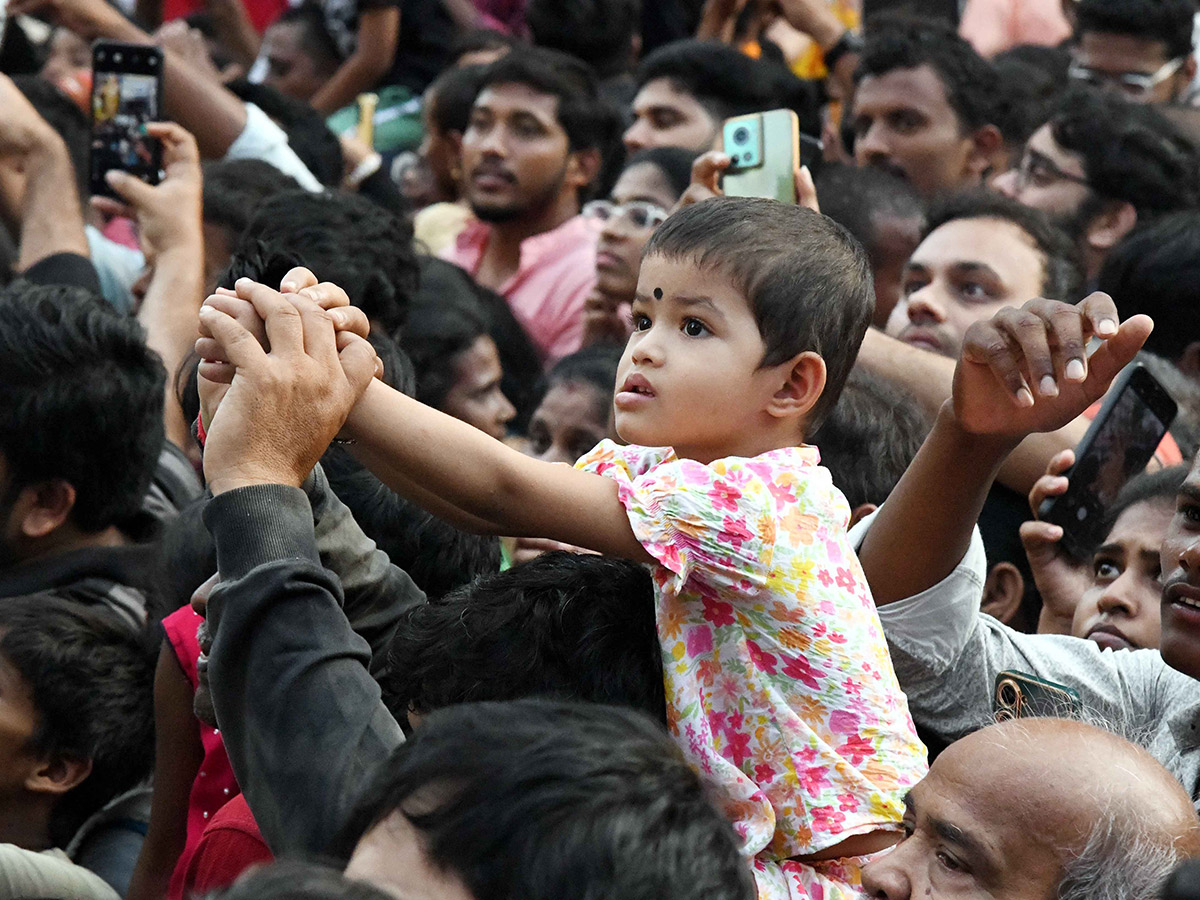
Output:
[1038, 364, 1177, 560]
[89, 41, 164, 200]
[722, 109, 800, 204]
[994, 671, 1083, 722]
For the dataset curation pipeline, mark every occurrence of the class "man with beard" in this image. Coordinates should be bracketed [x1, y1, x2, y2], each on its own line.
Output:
[441, 48, 611, 367]
[851, 17, 1005, 199]
[995, 86, 1199, 284]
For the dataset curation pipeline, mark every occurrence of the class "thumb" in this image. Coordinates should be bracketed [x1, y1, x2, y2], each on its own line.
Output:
[105, 169, 154, 207]
[794, 165, 820, 213]
[336, 333, 379, 396]
[1084, 315, 1153, 395]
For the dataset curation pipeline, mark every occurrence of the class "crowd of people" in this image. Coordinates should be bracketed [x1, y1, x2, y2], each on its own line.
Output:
[2, 0, 1200, 897]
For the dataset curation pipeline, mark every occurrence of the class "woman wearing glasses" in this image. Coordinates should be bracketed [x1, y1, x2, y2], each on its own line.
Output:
[579, 147, 696, 347]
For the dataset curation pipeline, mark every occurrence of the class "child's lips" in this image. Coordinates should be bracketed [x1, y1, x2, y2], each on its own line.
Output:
[615, 373, 656, 409]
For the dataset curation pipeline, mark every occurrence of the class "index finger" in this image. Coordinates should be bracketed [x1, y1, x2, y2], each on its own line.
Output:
[280, 267, 319, 293]
[143, 121, 200, 164]
[691, 151, 731, 195]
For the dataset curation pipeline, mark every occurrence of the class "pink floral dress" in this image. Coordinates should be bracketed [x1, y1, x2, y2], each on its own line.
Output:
[578, 441, 928, 899]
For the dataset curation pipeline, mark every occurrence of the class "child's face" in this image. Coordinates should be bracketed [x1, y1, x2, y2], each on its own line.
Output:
[616, 255, 781, 462]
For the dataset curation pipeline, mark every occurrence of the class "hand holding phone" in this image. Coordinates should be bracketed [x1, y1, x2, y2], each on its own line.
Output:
[720, 109, 801, 204]
[90, 41, 163, 200]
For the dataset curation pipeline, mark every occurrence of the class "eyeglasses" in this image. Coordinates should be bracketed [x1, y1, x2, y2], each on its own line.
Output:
[1014, 149, 1091, 191]
[1067, 57, 1186, 99]
[582, 199, 669, 231]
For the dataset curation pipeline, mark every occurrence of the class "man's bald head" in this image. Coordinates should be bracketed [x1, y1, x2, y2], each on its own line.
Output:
[862, 718, 1200, 900]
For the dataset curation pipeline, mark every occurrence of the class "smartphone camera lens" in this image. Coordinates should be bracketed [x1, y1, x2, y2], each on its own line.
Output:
[733, 127, 750, 145]
[114, 52, 123, 63]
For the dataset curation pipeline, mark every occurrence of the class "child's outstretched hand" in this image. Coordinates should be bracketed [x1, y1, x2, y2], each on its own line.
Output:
[953, 293, 1152, 438]
[1019, 449, 1091, 634]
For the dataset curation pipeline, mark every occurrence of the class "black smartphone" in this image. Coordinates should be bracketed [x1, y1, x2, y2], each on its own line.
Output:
[90, 41, 163, 200]
[993, 671, 1083, 722]
[1038, 363, 1177, 559]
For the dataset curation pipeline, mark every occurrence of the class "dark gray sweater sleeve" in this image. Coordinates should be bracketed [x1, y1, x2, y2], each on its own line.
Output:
[204, 484, 405, 858]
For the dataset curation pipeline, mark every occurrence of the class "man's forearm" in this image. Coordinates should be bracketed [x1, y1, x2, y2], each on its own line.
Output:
[17, 136, 89, 271]
[856, 328, 1089, 494]
[859, 404, 1018, 605]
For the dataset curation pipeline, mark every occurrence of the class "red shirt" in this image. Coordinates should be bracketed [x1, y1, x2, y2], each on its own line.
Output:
[177, 794, 273, 896]
[161, 0, 286, 33]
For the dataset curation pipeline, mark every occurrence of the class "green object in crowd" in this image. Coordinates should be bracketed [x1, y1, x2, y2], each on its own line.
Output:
[326, 84, 425, 154]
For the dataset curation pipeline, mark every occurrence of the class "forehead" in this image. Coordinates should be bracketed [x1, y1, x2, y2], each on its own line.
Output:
[911, 217, 1045, 276]
[854, 64, 958, 122]
[536, 381, 610, 427]
[474, 82, 562, 122]
[452, 335, 502, 384]
[633, 77, 712, 119]
[1107, 498, 1176, 548]
[611, 162, 675, 206]
[636, 253, 755, 315]
[1075, 31, 1172, 71]
[1025, 124, 1084, 171]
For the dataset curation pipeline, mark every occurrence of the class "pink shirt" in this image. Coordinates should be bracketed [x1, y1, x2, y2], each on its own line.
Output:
[959, 0, 1071, 57]
[441, 215, 600, 368]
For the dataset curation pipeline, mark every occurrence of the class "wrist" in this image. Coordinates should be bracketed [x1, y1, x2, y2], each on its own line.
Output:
[936, 401, 1023, 459]
[206, 464, 305, 496]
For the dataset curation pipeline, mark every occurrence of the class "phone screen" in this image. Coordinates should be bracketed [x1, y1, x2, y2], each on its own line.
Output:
[90, 44, 162, 198]
[1041, 366, 1176, 557]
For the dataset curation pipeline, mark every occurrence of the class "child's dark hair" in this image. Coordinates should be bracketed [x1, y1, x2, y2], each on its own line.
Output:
[538, 343, 623, 406]
[218, 861, 395, 900]
[0, 596, 156, 847]
[384, 551, 664, 722]
[334, 700, 754, 900]
[810, 370, 931, 509]
[644, 198, 874, 429]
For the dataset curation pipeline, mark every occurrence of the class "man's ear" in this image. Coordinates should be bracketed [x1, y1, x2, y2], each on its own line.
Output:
[25, 756, 92, 798]
[566, 147, 602, 192]
[765, 352, 827, 420]
[1178, 341, 1200, 380]
[965, 124, 1004, 181]
[849, 502, 877, 529]
[1084, 201, 1138, 253]
[14, 480, 77, 540]
[981, 561, 1026, 626]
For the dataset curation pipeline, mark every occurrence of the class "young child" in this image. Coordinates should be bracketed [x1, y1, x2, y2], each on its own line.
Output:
[198, 197, 928, 898]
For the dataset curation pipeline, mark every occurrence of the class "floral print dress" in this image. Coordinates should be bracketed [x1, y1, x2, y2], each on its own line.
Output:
[578, 441, 928, 899]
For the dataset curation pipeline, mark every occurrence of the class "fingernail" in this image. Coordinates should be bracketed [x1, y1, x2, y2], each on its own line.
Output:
[1066, 359, 1086, 381]
[104, 170, 124, 184]
[1017, 387, 1035, 408]
[1097, 318, 1117, 337]
[281, 281, 297, 292]
[1039, 376, 1059, 398]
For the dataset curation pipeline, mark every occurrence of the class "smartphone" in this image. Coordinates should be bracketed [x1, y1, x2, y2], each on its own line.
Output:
[1037, 364, 1177, 560]
[994, 671, 1083, 722]
[721, 109, 800, 204]
[90, 41, 163, 200]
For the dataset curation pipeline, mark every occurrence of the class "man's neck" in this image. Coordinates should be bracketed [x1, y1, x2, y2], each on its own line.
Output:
[0, 801, 54, 851]
[10, 524, 129, 570]
[476, 193, 580, 291]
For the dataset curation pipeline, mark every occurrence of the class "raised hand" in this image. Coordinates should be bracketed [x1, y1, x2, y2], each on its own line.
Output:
[673, 150, 820, 213]
[1019, 449, 1092, 634]
[197, 278, 377, 494]
[953, 294, 1152, 439]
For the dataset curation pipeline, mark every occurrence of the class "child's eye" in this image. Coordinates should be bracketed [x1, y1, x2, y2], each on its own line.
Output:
[682, 318, 709, 337]
[632, 313, 651, 331]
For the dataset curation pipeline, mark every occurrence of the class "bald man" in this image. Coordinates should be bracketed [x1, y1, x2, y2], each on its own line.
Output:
[863, 718, 1200, 900]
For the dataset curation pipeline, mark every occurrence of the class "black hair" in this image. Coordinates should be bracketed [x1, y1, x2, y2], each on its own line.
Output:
[426, 63, 486, 135]
[413, 258, 543, 428]
[634, 39, 785, 124]
[236, 191, 418, 337]
[226, 78, 344, 187]
[815, 163, 925, 264]
[1098, 212, 1200, 363]
[526, 0, 641, 78]
[449, 28, 521, 65]
[1075, 0, 1196, 60]
[645, 198, 874, 429]
[201, 158, 302, 236]
[858, 15, 1004, 134]
[1049, 86, 1200, 219]
[475, 47, 614, 152]
[400, 294, 490, 412]
[991, 46, 1072, 148]
[273, 3, 344, 70]
[0, 283, 165, 532]
[219, 861, 395, 900]
[336, 699, 755, 900]
[924, 189, 1083, 301]
[544, 343, 624, 399]
[810, 369, 931, 509]
[622, 146, 697, 200]
[0, 596, 156, 847]
[1165, 858, 1200, 900]
[1100, 464, 1188, 538]
[384, 551, 663, 720]
[12, 75, 89, 204]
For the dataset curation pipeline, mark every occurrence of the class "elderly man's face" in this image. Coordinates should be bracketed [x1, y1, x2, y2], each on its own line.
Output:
[1158, 455, 1200, 679]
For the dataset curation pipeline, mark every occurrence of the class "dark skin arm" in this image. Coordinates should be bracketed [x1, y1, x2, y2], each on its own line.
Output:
[309, 6, 400, 114]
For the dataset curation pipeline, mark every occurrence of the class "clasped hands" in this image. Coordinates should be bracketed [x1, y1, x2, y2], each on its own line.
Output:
[195, 268, 380, 496]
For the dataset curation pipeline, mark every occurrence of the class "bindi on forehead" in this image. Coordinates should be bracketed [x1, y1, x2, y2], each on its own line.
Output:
[653, 288, 663, 300]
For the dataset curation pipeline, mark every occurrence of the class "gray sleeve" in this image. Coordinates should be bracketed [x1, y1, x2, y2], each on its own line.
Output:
[204, 485, 404, 858]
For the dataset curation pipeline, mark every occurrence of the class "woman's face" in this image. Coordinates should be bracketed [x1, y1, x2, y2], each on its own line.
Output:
[440, 335, 516, 440]
[526, 380, 613, 466]
[594, 163, 679, 300]
[1071, 499, 1174, 651]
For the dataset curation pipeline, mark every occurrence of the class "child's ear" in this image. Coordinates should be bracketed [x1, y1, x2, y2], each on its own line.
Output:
[25, 755, 92, 798]
[766, 351, 826, 421]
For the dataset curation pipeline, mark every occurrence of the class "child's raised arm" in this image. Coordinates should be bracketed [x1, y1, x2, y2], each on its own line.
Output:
[197, 279, 652, 564]
[858, 294, 1151, 606]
